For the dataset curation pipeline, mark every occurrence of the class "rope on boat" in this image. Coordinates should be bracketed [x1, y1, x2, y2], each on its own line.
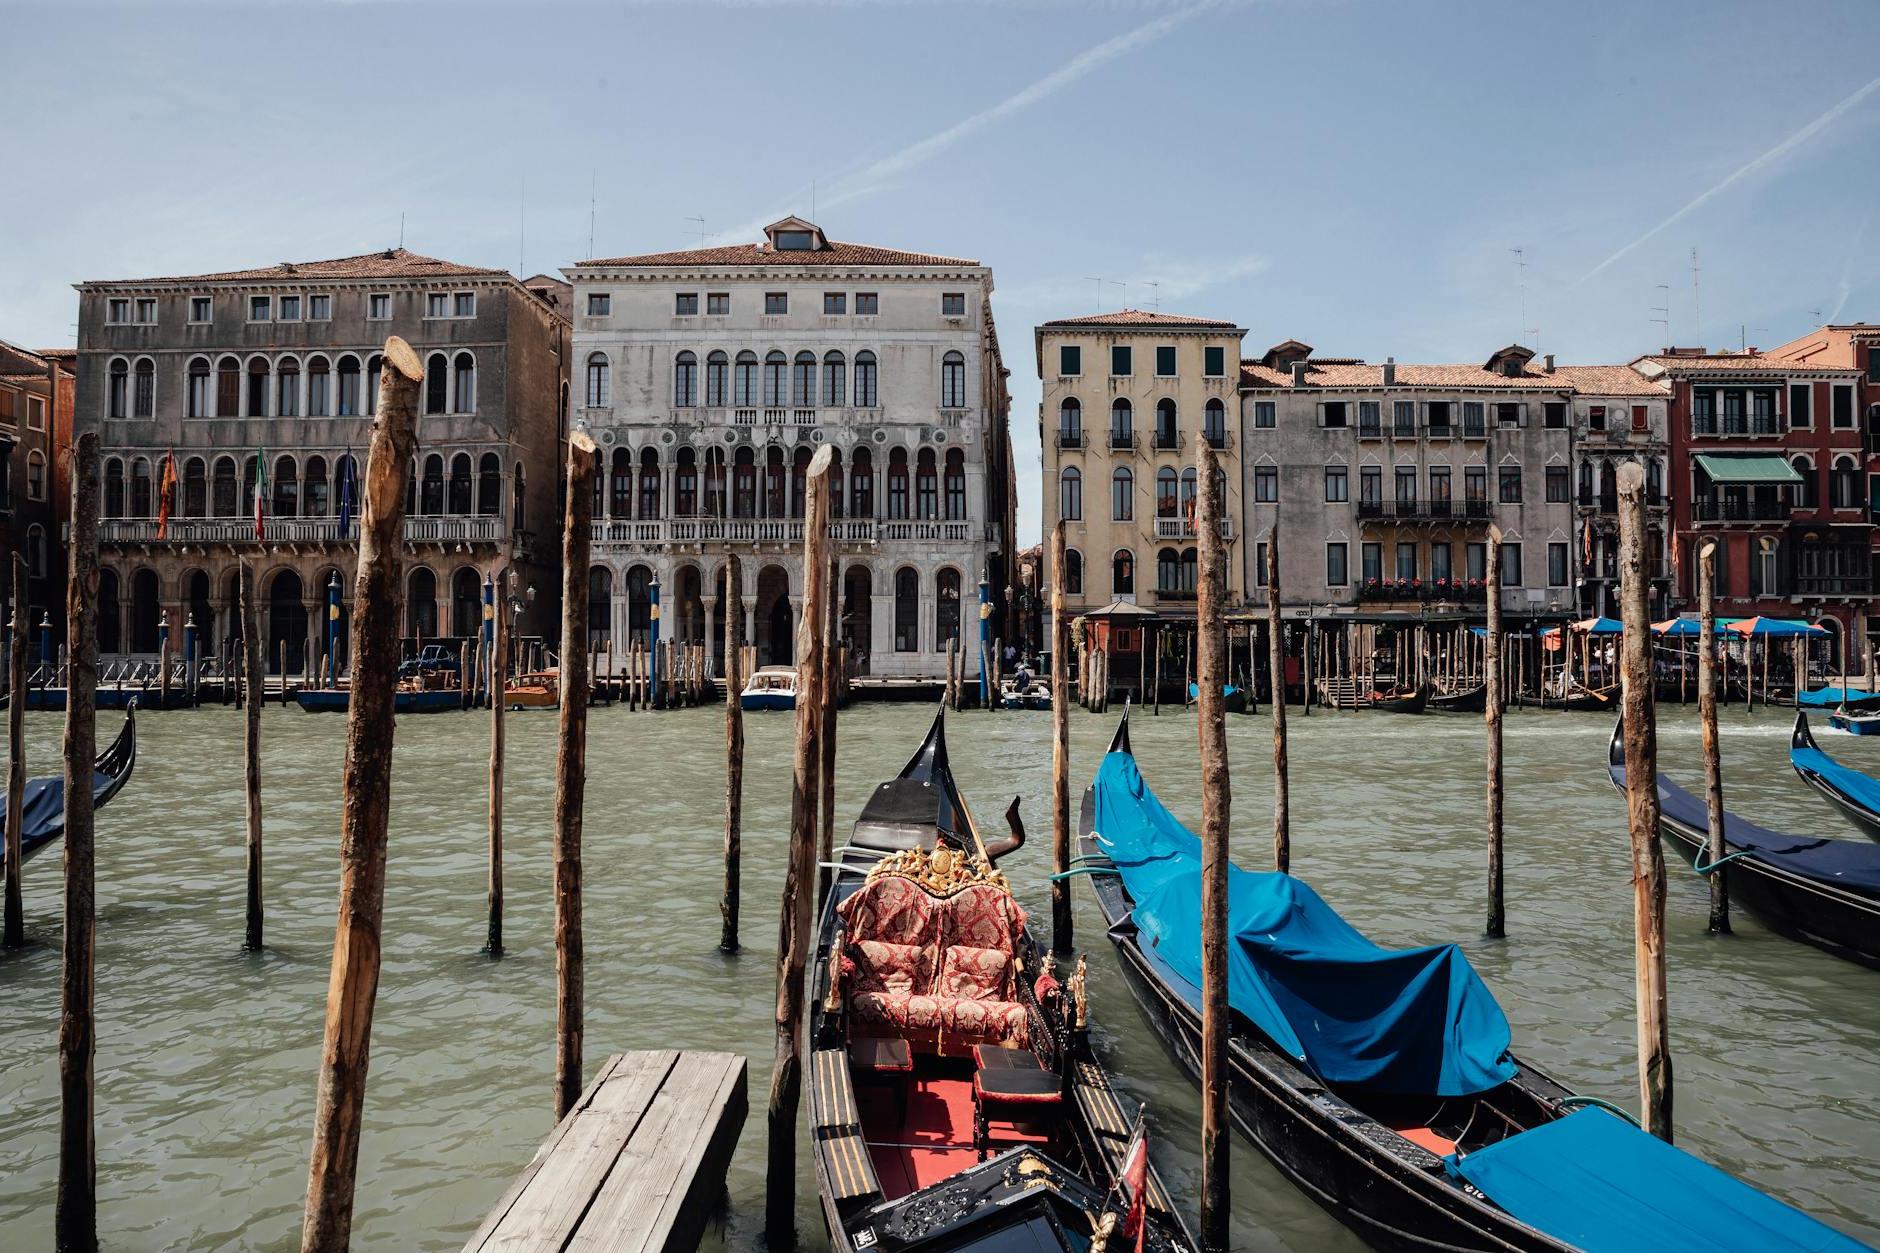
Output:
[1555, 1095, 1642, 1127]
[1691, 849, 1756, 876]
[1048, 866, 1120, 881]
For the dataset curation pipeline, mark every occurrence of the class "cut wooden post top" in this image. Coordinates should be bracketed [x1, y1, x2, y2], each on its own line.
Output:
[381, 335, 423, 382]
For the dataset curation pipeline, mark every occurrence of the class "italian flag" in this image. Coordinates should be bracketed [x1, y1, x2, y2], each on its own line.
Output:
[255, 449, 268, 540]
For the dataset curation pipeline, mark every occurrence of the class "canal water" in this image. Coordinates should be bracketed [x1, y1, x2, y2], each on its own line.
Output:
[0, 697, 1875, 1250]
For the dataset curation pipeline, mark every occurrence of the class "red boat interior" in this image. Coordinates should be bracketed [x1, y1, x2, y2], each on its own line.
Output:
[855, 1056, 1053, 1200]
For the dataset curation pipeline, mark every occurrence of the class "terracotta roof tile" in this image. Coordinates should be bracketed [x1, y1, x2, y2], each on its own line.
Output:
[1239, 361, 1571, 391]
[1040, 309, 1240, 329]
[1544, 365, 1670, 397]
[1634, 351, 1857, 375]
[86, 248, 508, 285]
[575, 239, 979, 268]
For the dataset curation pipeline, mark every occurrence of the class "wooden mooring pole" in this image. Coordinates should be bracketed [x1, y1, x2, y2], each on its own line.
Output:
[1485, 526, 1505, 939]
[1616, 462, 1672, 1142]
[1049, 520, 1072, 956]
[4, 556, 26, 950]
[767, 444, 832, 1246]
[1195, 442, 1232, 1253]
[818, 552, 839, 904]
[1697, 542, 1729, 935]
[1267, 522, 1289, 875]
[720, 553, 744, 955]
[554, 432, 598, 1120]
[485, 569, 507, 958]
[57, 430, 100, 1253]
[243, 562, 265, 952]
[299, 338, 421, 1253]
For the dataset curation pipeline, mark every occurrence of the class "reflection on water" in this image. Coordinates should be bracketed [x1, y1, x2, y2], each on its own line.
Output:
[0, 701, 1874, 1249]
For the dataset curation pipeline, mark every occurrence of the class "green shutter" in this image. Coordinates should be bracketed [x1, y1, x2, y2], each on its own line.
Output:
[1204, 346, 1225, 377]
[1112, 345, 1131, 376]
[1156, 346, 1177, 376]
[1060, 345, 1080, 376]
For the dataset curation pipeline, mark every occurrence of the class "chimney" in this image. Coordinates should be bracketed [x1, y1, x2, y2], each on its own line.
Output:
[1382, 357, 1396, 387]
[1290, 361, 1306, 387]
[1543, 353, 1555, 373]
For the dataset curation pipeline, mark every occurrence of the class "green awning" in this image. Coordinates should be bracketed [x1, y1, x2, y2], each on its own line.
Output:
[1692, 453, 1802, 485]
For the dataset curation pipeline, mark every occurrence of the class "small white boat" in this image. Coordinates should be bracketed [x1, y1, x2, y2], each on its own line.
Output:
[1000, 668, 1050, 710]
[739, 665, 797, 711]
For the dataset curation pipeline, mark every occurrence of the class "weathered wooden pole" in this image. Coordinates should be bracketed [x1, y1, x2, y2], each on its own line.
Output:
[553, 432, 598, 1120]
[1697, 543, 1729, 935]
[299, 339, 421, 1253]
[1049, 520, 1072, 955]
[767, 445, 832, 1246]
[1266, 522, 1289, 874]
[57, 431, 100, 1253]
[1195, 442, 1232, 1253]
[4, 556, 26, 950]
[1485, 526, 1505, 939]
[1616, 462, 1673, 1143]
[242, 562, 265, 952]
[818, 551, 839, 904]
[485, 569, 507, 958]
[720, 553, 744, 955]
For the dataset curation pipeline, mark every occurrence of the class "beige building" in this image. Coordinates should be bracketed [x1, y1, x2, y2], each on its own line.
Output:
[1037, 310, 1247, 623]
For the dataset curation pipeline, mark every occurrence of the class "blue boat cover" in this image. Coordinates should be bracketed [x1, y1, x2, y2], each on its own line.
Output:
[1092, 751, 1517, 1095]
[1791, 743, 1880, 819]
[1, 770, 113, 859]
[1446, 1109, 1868, 1252]
[1799, 686, 1880, 709]
[1186, 683, 1241, 700]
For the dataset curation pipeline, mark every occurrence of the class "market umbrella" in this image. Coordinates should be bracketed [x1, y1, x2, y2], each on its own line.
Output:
[1726, 617, 1827, 638]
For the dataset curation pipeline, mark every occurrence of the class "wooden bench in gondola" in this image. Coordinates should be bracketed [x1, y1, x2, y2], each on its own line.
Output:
[463, 1049, 746, 1253]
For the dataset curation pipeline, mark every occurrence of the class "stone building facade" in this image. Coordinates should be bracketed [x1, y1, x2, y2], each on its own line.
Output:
[73, 249, 570, 669]
[564, 217, 1014, 679]
[1547, 365, 1673, 619]
[0, 340, 71, 638]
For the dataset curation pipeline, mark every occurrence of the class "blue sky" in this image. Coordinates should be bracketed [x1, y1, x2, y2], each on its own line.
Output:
[7, 0, 1880, 544]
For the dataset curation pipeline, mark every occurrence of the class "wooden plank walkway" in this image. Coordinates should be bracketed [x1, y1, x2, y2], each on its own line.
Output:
[464, 1050, 747, 1253]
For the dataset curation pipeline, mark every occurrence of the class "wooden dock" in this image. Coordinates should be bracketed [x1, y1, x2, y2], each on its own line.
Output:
[464, 1050, 747, 1253]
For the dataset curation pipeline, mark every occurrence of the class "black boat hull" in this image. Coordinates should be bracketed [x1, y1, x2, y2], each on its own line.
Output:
[1428, 685, 1486, 713]
[1363, 684, 1429, 715]
[1791, 713, 1880, 843]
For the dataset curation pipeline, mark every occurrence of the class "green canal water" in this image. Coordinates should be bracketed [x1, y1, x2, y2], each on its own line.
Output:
[0, 699, 1875, 1250]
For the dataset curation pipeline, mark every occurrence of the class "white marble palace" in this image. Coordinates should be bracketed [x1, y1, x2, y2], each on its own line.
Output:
[564, 217, 1016, 679]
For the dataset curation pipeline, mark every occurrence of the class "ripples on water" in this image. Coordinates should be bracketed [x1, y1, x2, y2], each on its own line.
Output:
[0, 700, 1874, 1250]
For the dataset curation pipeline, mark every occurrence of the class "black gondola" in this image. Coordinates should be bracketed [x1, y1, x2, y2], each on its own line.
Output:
[1362, 680, 1429, 714]
[1607, 718, 1880, 968]
[1427, 683, 1487, 713]
[3, 705, 138, 864]
[1547, 683, 1620, 711]
[810, 710, 1190, 1253]
[1791, 713, 1880, 842]
[1078, 714, 1581, 1252]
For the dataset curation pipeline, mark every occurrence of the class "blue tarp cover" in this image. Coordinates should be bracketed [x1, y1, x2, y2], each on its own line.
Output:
[1799, 686, 1880, 709]
[1, 770, 112, 860]
[1446, 1110, 1868, 1252]
[1186, 683, 1241, 700]
[1092, 751, 1517, 1095]
[1791, 743, 1880, 817]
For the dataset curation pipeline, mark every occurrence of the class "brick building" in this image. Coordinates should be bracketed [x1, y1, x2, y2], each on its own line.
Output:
[0, 340, 71, 639]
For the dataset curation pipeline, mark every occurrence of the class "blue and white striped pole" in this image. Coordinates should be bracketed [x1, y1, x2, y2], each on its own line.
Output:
[325, 571, 342, 687]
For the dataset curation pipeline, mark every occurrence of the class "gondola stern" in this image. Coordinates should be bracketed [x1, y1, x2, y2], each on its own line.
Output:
[1106, 708, 1133, 757]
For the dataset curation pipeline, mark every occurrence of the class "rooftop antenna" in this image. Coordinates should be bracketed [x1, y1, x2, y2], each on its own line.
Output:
[1690, 247, 1702, 347]
[1144, 280, 1162, 313]
[588, 170, 597, 260]
[1651, 284, 1670, 345]
[1085, 277, 1125, 309]
[1510, 248, 1528, 346]
[398, 212, 405, 249]
[686, 216, 708, 248]
[811, 178, 817, 222]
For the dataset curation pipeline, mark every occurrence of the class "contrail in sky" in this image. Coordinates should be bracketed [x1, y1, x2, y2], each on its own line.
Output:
[718, 0, 1218, 242]
[1577, 74, 1880, 285]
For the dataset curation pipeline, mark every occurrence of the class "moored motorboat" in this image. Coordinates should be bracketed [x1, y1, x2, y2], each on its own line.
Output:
[739, 665, 797, 711]
[810, 711, 1189, 1252]
[3, 705, 137, 865]
[1828, 710, 1880, 736]
[1791, 713, 1880, 842]
[1608, 719, 1880, 968]
[504, 670, 559, 709]
[1000, 666, 1050, 710]
[296, 684, 463, 714]
[1799, 685, 1880, 714]
[1082, 713, 1861, 1251]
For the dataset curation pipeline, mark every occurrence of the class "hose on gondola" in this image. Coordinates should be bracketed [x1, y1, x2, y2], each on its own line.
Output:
[1555, 1095, 1642, 1127]
[1692, 849, 1756, 876]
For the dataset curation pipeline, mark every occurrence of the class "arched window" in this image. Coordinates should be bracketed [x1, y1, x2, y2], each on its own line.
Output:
[793, 351, 816, 407]
[187, 356, 211, 418]
[130, 456, 153, 517]
[1157, 547, 1181, 593]
[941, 351, 966, 408]
[1155, 398, 1177, 445]
[304, 455, 329, 517]
[246, 357, 269, 416]
[1110, 398, 1133, 443]
[478, 452, 501, 516]
[944, 448, 966, 521]
[28, 527, 46, 581]
[1181, 547, 1198, 593]
[453, 351, 476, 414]
[1156, 467, 1179, 518]
[1062, 549, 1083, 596]
[421, 453, 445, 515]
[366, 353, 382, 415]
[216, 356, 241, 416]
[1112, 550, 1135, 596]
[850, 446, 874, 517]
[512, 463, 526, 531]
[705, 350, 728, 407]
[935, 568, 962, 646]
[1203, 398, 1226, 445]
[183, 456, 207, 517]
[827, 447, 844, 519]
[1112, 466, 1133, 521]
[1832, 455, 1859, 509]
[894, 567, 920, 652]
[638, 446, 660, 518]
[107, 358, 128, 419]
[588, 566, 613, 643]
[791, 447, 811, 518]
[1058, 397, 1082, 442]
[212, 456, 238, 516]
[585, 352, 610, 407]
[674, 351, 698, 407]
[733, 447, 757, 518]
[104, 458, 125, 518]
[336, 354, 362, 416]
[1180, 466, 1197, 519]
[704, 447, 727, 517]
[675, 447, 698, 516]
[24, 452, 44, 504]
[133, 357, 155, 418]
[915, 448, 938, 519]
[1578, 459, 1593, 503]
[306, 355, 331, 416]
[448, 452, 473, 514]
[610, 448, 632, 518]
[425, 352, 449, 414]
[1646, 456, 1664, 505]
[1059, 466, 1082, 521]
[241, 454, 259, 516]
[763, 351, 787, 406]
[887, 448, 909, 519]
[734, 351, 758, 407]
[407, 568, 438, 638]
[823, 351, 847, 407]
[276, 356, 300, 417]
[1790, 456, 1814, 510]
[272, 454, 298, 517]
[854, 351, 878, 408]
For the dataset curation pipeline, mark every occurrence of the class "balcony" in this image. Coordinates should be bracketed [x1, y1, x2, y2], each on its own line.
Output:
[588, 515, 977, 548]
[1153, 517, 1236, 540]
[97, 515, 505, 546]
[1357, 578, 1487, 604]
[1151, 430, 1183, 451]
[1691, 497, 1790, 522]
[1109, 430, 1138, 452]
[1356, 499, 1489, 522]
[1691, 416, 1784, 438]
[1056, 429, 1086, 449]
[1794, 573, 1873, 597]
[1203, 428, 1232, 450]
[1358, 421, 1383, 439]
[1153, 587, 1196, 604]
[733, 408, 758, 425]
